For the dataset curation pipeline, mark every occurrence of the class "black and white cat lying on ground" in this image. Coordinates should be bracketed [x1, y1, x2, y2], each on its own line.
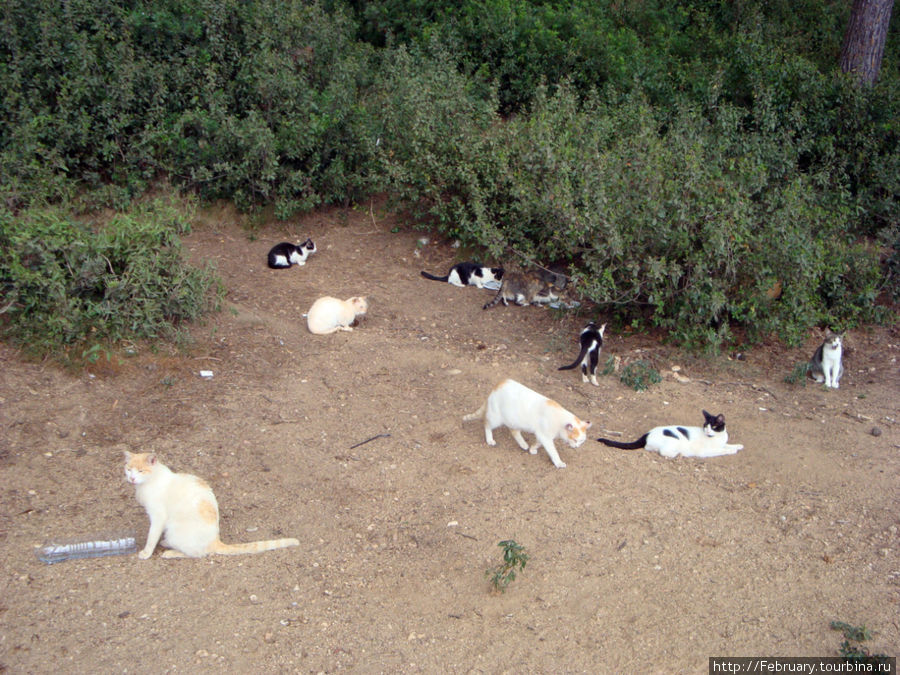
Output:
[596, 410, 743, 458]
[267, 238, 317, 269]
[420, 262, 504, 289]
[558, 321, 605, 386]
[808, 331, 844, 389]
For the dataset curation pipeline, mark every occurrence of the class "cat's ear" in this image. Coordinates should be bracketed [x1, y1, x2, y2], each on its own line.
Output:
[123, 450, 132, 460]
[565, 423, 574, 431]
[702, 410, 713, 422]
[598, 323, 606, 336]
[714, 414, 725, 426]
[584, 421, 592, 429]
[148, 453, 158, 466]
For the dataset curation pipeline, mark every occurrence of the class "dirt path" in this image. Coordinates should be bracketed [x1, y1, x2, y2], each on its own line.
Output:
[1, 202, 898, 673]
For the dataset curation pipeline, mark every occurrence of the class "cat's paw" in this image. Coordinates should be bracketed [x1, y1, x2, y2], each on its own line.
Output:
[590, 377, 599, 387]
[138, 549, 153, 560]
[554, 461, 567, 469]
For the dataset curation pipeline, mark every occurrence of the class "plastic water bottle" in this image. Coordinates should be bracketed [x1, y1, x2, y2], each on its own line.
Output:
[37, 531, 137, 564]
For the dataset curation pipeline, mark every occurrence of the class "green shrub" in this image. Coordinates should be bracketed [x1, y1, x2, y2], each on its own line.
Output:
[0, 198, 222, 358]
[383, 80, 890, 349]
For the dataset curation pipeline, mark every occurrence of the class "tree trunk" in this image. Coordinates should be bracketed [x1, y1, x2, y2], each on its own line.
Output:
[840, 0, 895, 85]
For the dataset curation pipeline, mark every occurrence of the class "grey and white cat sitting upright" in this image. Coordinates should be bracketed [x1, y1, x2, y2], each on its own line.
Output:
[808, 331, 844, 389]
[421, 262, 503, 288]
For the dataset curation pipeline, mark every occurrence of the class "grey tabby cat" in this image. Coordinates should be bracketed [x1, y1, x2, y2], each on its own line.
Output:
[482, 270, 565, 310]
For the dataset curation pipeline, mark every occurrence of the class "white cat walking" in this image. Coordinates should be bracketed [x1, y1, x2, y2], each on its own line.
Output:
[307, 296, 368, 334]
[809, 332, 844, 388]
[464, 379, 592, 469]
[124, 451, 299, 559]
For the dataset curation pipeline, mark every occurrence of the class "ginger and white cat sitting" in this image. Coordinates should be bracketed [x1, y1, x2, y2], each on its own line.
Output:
[124, 451, 299, 559]
[464, 379, 591, 469]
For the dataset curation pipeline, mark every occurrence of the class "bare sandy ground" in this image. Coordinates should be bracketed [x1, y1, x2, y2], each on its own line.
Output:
[1, 202, 897, 673]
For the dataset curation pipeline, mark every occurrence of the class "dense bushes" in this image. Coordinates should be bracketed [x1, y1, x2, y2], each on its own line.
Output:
[0, 0, 897, 352]
[0, 198, 222, 356]
[379, 81, 891, 347]
[0, 0, 382, 213]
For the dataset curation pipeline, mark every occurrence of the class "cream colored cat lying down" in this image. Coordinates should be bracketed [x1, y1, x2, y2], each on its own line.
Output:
[306, 296, 368, 334]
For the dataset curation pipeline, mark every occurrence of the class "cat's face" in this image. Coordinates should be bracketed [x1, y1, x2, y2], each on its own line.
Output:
[490, 267, 504, 281]
[349, 297, 368, 314]
[564, 419, 592, 448]
[701, 410, 726, 436]
[302, 238, 316, 253]
[124, 451, 157, 485]
[824, 333, 842, 349]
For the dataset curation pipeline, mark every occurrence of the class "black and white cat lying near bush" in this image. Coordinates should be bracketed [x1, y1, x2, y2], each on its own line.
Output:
[420, 262, 503, 288]
[267, 239, 316, 269]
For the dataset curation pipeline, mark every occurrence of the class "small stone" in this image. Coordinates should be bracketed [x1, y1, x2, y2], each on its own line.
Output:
[870, 427, 882, 437]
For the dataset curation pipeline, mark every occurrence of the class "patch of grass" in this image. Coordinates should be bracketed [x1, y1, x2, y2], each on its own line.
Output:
[600, 354, 617, 376]
[784, 362, 809, 385]
[619, 360, 661, 391]
[486, 540, 529, 594]
[830, 621, 891, 666]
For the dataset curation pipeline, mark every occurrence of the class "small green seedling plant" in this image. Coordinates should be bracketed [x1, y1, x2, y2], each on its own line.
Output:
[486, 540, 529, 594]
[830, 621, 891, 665]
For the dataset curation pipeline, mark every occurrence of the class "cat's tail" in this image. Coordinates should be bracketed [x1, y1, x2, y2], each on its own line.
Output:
[420, 270, 449, 283]
[462, 403, 486, 422]
[558, 343, 590, 371]
[211, 537, 300, 555]
[596, 433, 648, 450]
[482, 289, 505, 310]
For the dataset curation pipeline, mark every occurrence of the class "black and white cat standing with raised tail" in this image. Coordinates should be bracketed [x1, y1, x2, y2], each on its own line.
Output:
[420, 262, 503, 289]
[558, 322, 606, 386]
[267, 238, 317, 269]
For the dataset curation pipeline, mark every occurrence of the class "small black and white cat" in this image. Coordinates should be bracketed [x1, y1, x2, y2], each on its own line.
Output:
[558, 321, 606, 386]
[421, 262, 504, 289]
[809, 331, 844, 389]
[596, 410, 743, 458]
[267, 239, 316, 269]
